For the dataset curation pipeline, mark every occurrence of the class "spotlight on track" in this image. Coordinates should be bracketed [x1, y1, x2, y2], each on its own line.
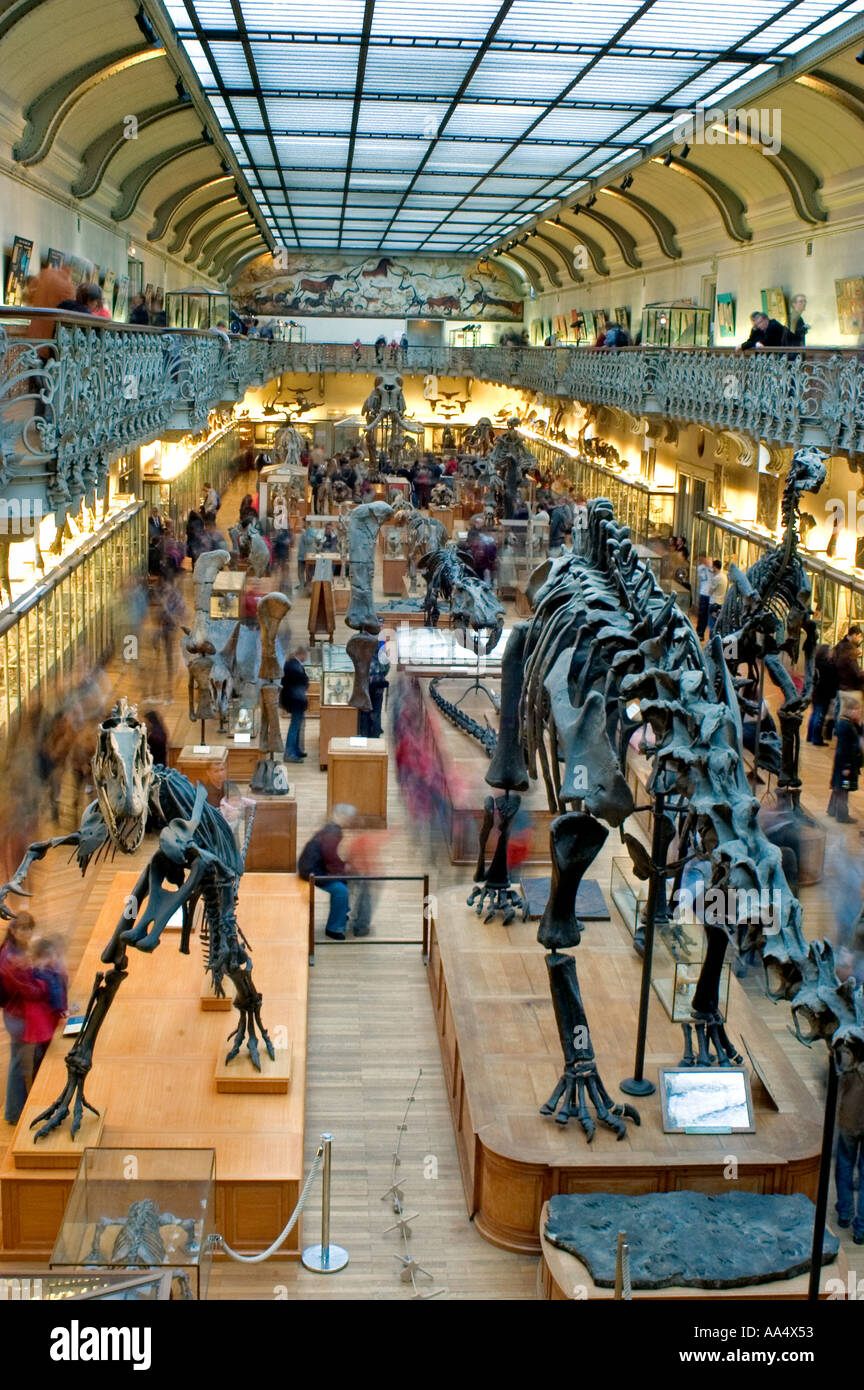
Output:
[554, 214, 562, 224]
[620, 173, 633, 190]
[857, 48, 864, 63]
[586, 194, 597, 207]
[571, 204, 581, 216]
[680, 143, 691, 159]
[663, 152, 673, 166]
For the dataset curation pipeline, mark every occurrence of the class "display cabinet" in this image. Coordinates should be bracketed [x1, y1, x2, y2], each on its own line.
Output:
[165, 288, 231, 331]
[641, 303, 711, 348]
[0, 501, 146, 757]
[652, 955, 732, 1024]
[142, 422, 242, 534]
[50, 1148, 216, 1300]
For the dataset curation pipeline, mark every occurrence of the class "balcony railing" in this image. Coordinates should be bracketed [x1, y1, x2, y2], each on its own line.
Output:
[2, 313, 863, 525]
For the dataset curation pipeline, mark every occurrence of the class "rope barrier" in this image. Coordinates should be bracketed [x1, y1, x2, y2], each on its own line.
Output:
[214, 1144, 324, 1263]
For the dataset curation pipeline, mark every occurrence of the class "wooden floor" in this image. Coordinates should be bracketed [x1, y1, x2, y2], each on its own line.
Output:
[0, 471, 861, 1297]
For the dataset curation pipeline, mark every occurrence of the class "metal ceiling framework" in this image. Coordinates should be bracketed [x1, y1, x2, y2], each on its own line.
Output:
[161, 0, 864, 257]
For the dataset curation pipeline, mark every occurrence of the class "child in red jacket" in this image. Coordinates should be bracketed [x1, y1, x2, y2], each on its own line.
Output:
[24, 936, 68, 1075]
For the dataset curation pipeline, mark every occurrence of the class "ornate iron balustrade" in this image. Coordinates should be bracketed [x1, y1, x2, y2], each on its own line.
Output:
[3, 312, 863, 527]
[266, 341, 864, 455]
[0, 310, 291, 523]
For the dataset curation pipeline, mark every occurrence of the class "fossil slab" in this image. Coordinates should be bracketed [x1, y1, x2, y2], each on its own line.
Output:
[545, 1191, 838, 1288]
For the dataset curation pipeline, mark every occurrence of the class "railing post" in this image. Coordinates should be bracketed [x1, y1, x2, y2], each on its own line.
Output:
[308, 874, 316, 965]
[301, 1133, 349, 1274]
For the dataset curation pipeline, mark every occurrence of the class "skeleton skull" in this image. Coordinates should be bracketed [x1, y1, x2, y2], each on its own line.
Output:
[92, 699, 154, 853]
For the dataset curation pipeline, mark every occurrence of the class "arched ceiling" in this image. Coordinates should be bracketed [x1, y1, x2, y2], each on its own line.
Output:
[155, 0, 864, 263]
[494, 28, 864, 288]
[1, 0, 863, 290]
[0, 0, 271, 280]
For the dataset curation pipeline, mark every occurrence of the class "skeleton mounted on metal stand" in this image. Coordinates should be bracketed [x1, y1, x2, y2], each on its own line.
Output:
[496, 479, 863, 1141]
[0, 700, 273, 1140]
[715, 445, 828, 800]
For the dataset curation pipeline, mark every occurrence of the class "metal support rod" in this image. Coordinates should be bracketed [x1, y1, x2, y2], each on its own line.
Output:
[620, 792, 665, 1097]
[301, 1133, 349, 1273]
[614, 1230, 625, 1299]
[422, 872, 430, 962]
[807, 1053, 839, 1302]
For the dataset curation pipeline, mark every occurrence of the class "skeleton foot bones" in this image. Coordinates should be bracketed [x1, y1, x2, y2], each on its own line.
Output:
[0, 700, 274, 1141]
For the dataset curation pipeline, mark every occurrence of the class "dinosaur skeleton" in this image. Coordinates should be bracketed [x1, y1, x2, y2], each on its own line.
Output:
[84, 1198, 199, 1267]
[0, 700, 273, 1140]
[489, 482, 864, 1139]
[715, 445, 827, 792]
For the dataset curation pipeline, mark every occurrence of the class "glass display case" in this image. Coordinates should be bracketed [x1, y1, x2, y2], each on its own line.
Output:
[165, 288, 231, 331]
[142, 422, 242, 534]
[528, 438, 676, 549]
[610, 857, 648, 939]
[0, 1270, 192, 1299]
[641, 302, 711, 348]
[0, 501, 146, 758]
[51, 1148, 215, 1300]
[652, 955, 731, 1024]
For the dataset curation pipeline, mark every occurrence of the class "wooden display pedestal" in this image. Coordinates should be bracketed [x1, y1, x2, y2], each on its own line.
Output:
[426, 888, 824, 1256]
[12, 1104, 105, 1170]
[200, 977, 232, 1011]
[176, 746, 228, 806]
[241, 789, 298, 871]
[327, 736, 388, 826]
[214, 1045, 292, 1093]
[430, 506, 455, 536]
[382, 556, 408, 594]
[319, 705, 358, 768]
[0, 871, 309, 1259]
[308, 579, 335, 644]
[333, 581, 351, 614]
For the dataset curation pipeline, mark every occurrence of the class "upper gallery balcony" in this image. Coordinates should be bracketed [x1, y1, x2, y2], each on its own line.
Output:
[2, 311, 862, 521]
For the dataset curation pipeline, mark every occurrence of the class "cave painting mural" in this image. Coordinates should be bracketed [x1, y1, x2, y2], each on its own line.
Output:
[231, 253, 524, 321]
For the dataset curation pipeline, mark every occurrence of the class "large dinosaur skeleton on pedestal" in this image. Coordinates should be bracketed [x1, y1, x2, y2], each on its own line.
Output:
[715, 446, 827, 791]
[493, 480, 864, 1140]
[0, 700, 273, 1140]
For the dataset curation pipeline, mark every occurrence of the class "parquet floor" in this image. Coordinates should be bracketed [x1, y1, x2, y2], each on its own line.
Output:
[1, 472, 861, 1297]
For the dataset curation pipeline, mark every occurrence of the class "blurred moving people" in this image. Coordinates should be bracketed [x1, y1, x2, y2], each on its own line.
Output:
[1, 912, 40, 1123]
[835, 1061, 864, 1244]
[25, 935, 68, 1079]
[695, 553, 713, 639]
[298, 822, 351, 940]
[707, 559, 727, 636]
[827, 696, 863, 823]
[808, 643, 840, 745]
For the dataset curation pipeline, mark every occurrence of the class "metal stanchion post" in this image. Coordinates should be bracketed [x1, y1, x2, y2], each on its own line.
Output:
[301, 1133, 349, 1273]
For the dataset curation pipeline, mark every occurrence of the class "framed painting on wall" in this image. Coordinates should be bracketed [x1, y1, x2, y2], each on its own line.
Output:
[835, 276, 864, 336]
[582, 309, 596, 342]
[613, 306, 631, 330]
[716, 293, 736, 339]
[46, 248, 64, 269]
[5, 235, 34, 305]
[760, 287, 787, 325]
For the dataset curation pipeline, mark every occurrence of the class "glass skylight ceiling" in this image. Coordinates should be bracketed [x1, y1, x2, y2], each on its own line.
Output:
[164, 0, 864, 254]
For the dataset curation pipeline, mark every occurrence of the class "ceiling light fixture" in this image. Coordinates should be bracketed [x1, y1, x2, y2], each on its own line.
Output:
[680, 143, 691, 159]
[663, 152, 673, 166]
[571, 204, 581, 216]
[586, 194, 597, 207]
